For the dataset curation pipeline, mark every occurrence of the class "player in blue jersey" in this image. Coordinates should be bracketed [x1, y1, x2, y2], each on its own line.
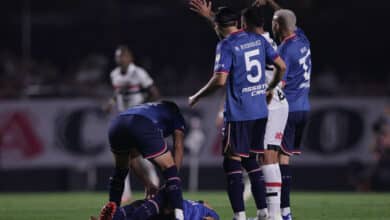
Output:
[105, 101, 186, 220]
[188, 7, 286, 220]
[92, 186, 219, 220]
[270, 3, 312, 220]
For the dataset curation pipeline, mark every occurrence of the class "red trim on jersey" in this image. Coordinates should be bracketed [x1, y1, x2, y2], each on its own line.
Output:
[214, 71, 229, 75]
[231, 29, 245, 35]
[112, 84, 141, 90]
[282, 34, 297, 43]
[145, 144, 168, 159]
[265, 182, 282, 187]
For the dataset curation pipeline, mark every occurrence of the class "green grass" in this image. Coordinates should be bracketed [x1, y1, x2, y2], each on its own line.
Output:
[0, 191, 390, 220]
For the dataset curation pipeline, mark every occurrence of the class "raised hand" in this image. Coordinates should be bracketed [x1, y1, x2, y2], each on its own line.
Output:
[189, 0, 213, 19]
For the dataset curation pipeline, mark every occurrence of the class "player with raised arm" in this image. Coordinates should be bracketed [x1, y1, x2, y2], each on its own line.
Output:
[265, 1, 312, 219]
[106, 45, 161, 203]
[190, 2, 288, 219]
[92, 186, 220, 220]
[105, 101, 185, 220]
[188, 7, 286, 220]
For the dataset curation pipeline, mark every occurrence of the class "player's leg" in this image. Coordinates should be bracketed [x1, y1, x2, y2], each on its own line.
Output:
[278, 154, 292, 220]
[263, 107, 288, 220]
[241, 154, 268, 220]
[107, 116, 132, 207]
[151, 151, 184, 220]
[279, 111, 307, 220]
[222, 121, 247, 220]
[247, 118, 270, 220]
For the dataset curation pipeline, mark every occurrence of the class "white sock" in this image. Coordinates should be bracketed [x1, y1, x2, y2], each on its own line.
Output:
[281, 207, 291, 216]
[234, 211, 246, 220]
[262, 163, 282, 218]
[257, 208, 269, 219]
[174, 208, 184, 220]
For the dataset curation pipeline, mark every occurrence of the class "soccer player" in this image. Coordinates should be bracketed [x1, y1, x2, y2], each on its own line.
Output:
[271, 5, 312, 220]
[92, 187, 220, 220]
[188, 7, 286, 220]
[108, 45, 160, 112]
[106, 45, 161, 203]
[241, 7, 288, 220]
[107, 101, 185, 220]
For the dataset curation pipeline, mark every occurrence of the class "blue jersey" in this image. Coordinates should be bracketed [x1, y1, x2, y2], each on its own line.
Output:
[183, 200, 220, 220]
[120, 102, 185, 137]
[214, 30, 279, 122]
[278, 27, 312, 112]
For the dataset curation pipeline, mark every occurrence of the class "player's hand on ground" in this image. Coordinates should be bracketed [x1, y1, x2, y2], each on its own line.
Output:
[189, 0, 213, 19]
[252, 0, 267, 7]
[188, 95, 199, 107]
[90, 216, 98, 220]
[203, 217, 215, 220]
[145, 184, 159, 199]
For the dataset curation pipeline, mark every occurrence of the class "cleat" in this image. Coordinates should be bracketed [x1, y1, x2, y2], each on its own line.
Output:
[98, 202, 117, 220]
[282, 213, 292, 220]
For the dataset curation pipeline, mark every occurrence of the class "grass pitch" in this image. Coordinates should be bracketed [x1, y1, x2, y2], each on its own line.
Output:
[0, 191, 390, 220]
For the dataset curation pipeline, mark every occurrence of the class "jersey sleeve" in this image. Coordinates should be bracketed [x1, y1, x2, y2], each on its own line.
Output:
[264, 39, 280, 65]
[173, 113, 186, 132]
[213, 40, 233, 74]
[137, 67, 154, 88]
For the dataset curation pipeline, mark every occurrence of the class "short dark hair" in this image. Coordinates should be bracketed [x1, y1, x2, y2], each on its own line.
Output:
[161, 100, 181, 114]
[242, 7, 265, 28]
[215, 7, 240, 28]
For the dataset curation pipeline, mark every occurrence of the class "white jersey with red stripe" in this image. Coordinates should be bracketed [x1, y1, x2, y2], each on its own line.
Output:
[110, 63, 153, 112]
[262, 32, 288, 110]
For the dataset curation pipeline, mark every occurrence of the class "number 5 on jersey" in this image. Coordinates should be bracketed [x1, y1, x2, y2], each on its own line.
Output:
[245, 49, 263, 83]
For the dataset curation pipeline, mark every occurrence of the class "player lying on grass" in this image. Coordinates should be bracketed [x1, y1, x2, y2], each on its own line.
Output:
[91, 187, 220, 220]
[107, 101, 186, 220]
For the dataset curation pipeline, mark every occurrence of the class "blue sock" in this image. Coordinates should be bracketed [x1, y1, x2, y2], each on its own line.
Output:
[162, 166, 183, 210]
[223, 157, 245, 213]
[280, 164, 292, 209]
[109, 167, 129, 206]
[242, 157, 267, 210]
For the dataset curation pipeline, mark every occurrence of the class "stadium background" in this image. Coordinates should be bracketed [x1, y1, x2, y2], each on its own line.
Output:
[1, 0, 390, 217]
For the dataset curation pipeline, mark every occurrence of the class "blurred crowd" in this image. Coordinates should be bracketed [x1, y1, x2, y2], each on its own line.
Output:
[1, 49, 389, 100]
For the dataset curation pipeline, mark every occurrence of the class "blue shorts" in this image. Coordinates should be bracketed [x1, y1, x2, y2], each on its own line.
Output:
[108, 114, 167, 159]
[222, 118, 267, 157]
[281, 111, 309, 156]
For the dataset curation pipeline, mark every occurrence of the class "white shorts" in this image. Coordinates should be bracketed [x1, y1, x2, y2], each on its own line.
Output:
[264, 104, 289, 148]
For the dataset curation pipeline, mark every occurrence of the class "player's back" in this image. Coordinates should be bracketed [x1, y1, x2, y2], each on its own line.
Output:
[120, 101, 185, 137]
[217, 31, 279, 121]
[278, 28, 312, 112]
[182, 200, 220, 220]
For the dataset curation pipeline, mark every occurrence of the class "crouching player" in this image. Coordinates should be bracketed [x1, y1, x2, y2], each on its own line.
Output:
[106, 101, 186, 220]
[92, 187, 220, 220]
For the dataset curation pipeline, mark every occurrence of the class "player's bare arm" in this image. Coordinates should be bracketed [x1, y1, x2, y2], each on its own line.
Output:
[189, 0, 214, 23]
[173, 129, 185, 170]
[268, 56, 286, 90]
[188, 73, 227, 107]
[253, 0, 282, 10]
